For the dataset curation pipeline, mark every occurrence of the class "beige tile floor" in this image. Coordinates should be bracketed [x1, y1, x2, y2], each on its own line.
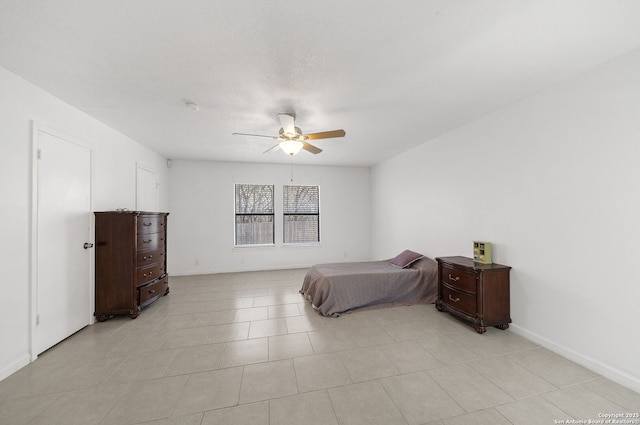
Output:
[1, 268, 639, 425]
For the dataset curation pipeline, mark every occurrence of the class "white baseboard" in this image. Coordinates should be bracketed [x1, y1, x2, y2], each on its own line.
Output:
[510, 324, 640, 393]
[0, 353, 30, 382]
[170, 264, 312, 277]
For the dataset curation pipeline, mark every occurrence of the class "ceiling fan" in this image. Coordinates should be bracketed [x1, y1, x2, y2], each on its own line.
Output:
[232, 113, 346, 155]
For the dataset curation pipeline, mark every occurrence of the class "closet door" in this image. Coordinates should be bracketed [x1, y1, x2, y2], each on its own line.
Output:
[34, 127, 92, 356]
[136, 164, 159, 212]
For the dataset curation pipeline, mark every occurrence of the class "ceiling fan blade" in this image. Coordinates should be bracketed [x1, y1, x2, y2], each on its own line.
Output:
[232, 132, 279, 139]
[304, 129, 346, 140]
[278, 113, 296, 136]
[302, 141, 323, 154]
[263, 143, 281, 154]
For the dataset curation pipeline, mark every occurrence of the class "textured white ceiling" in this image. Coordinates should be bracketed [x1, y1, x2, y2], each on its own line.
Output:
[2, 1, 640, 166]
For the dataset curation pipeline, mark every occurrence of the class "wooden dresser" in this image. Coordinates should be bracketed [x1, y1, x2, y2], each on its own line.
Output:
[94, 211, 169, 321]
[435, 256, 511, 334]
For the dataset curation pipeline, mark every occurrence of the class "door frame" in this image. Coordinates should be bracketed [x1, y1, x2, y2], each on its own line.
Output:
[30, 122, 94, 361]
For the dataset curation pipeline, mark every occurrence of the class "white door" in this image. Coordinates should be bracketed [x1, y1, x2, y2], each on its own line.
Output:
[34, 128, 92, 356]
[136, 164, 159, 211]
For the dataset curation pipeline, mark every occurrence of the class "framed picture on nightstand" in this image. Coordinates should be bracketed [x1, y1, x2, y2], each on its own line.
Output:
[473, 241, 492, 264]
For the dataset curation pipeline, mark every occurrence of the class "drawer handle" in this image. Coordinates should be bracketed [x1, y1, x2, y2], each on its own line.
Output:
[448, 294, 460, 303]
[144, 255, 153, 260]
[143, 222, 152, 227]
[143, 271, 153, 277]
[448, 274, 460, 282]
[143, 239, 152, 243]
[149, 289, 156, 294]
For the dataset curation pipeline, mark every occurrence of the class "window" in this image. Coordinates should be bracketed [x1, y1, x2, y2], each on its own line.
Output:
[235, 184, 274, 246]
[283, 185, 320, 244]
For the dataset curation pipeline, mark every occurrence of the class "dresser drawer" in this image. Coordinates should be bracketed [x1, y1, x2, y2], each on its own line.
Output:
[441, 284, 476, 316]
[136, 263, 165, 286]
[136, 248, 165, 266]
[137, 215, 165, 234]
[136, 232, 165, 252]
[441, 265, 476, 293]
[138, 276, 168, 307]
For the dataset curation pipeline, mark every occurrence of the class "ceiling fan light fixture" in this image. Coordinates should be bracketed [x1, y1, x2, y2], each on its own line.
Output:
[279, 139, 304, 156]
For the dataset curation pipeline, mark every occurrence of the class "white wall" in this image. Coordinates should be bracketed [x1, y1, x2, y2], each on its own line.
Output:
[371, 49, 640, 391]
[0, 66, 169, 380]
[168, 160, 370, 275]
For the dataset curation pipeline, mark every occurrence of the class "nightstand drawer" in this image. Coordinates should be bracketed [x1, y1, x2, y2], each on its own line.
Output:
[441, 265, 476, 293]
[441, 284, 476, 316]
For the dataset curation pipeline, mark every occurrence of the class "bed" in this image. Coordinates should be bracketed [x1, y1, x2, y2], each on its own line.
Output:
[299, 250, 438, 317]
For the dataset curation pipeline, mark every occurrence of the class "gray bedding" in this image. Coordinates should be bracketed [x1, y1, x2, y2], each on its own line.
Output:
[299, 257, 438, 317]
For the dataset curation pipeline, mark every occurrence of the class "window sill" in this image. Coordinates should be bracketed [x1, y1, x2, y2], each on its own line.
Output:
[283, 243, 321, 248]
[233, 244, 276, 249]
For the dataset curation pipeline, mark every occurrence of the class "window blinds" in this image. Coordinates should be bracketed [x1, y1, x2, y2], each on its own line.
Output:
[235, 184, 274, 245]
[283, 185, 319, 244]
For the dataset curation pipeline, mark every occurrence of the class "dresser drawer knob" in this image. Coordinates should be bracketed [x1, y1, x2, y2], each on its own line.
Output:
[143, 271, 153, 277]
[149, 289, 155, 294]
[448, 294, 460, 303]
[143, 239, 152, 244]
[143, 222, 152, 227]
[448, 274, 460, 282]
[144, 255, 152, 260]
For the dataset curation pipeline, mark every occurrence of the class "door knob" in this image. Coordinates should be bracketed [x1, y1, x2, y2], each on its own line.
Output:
[83, 242, 94, 249]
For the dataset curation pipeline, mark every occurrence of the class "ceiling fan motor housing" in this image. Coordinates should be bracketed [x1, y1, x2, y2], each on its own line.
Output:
[279, 126, 305, 140]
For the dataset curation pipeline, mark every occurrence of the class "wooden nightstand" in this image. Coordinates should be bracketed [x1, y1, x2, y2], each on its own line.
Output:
[435, 256, 511, 334]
